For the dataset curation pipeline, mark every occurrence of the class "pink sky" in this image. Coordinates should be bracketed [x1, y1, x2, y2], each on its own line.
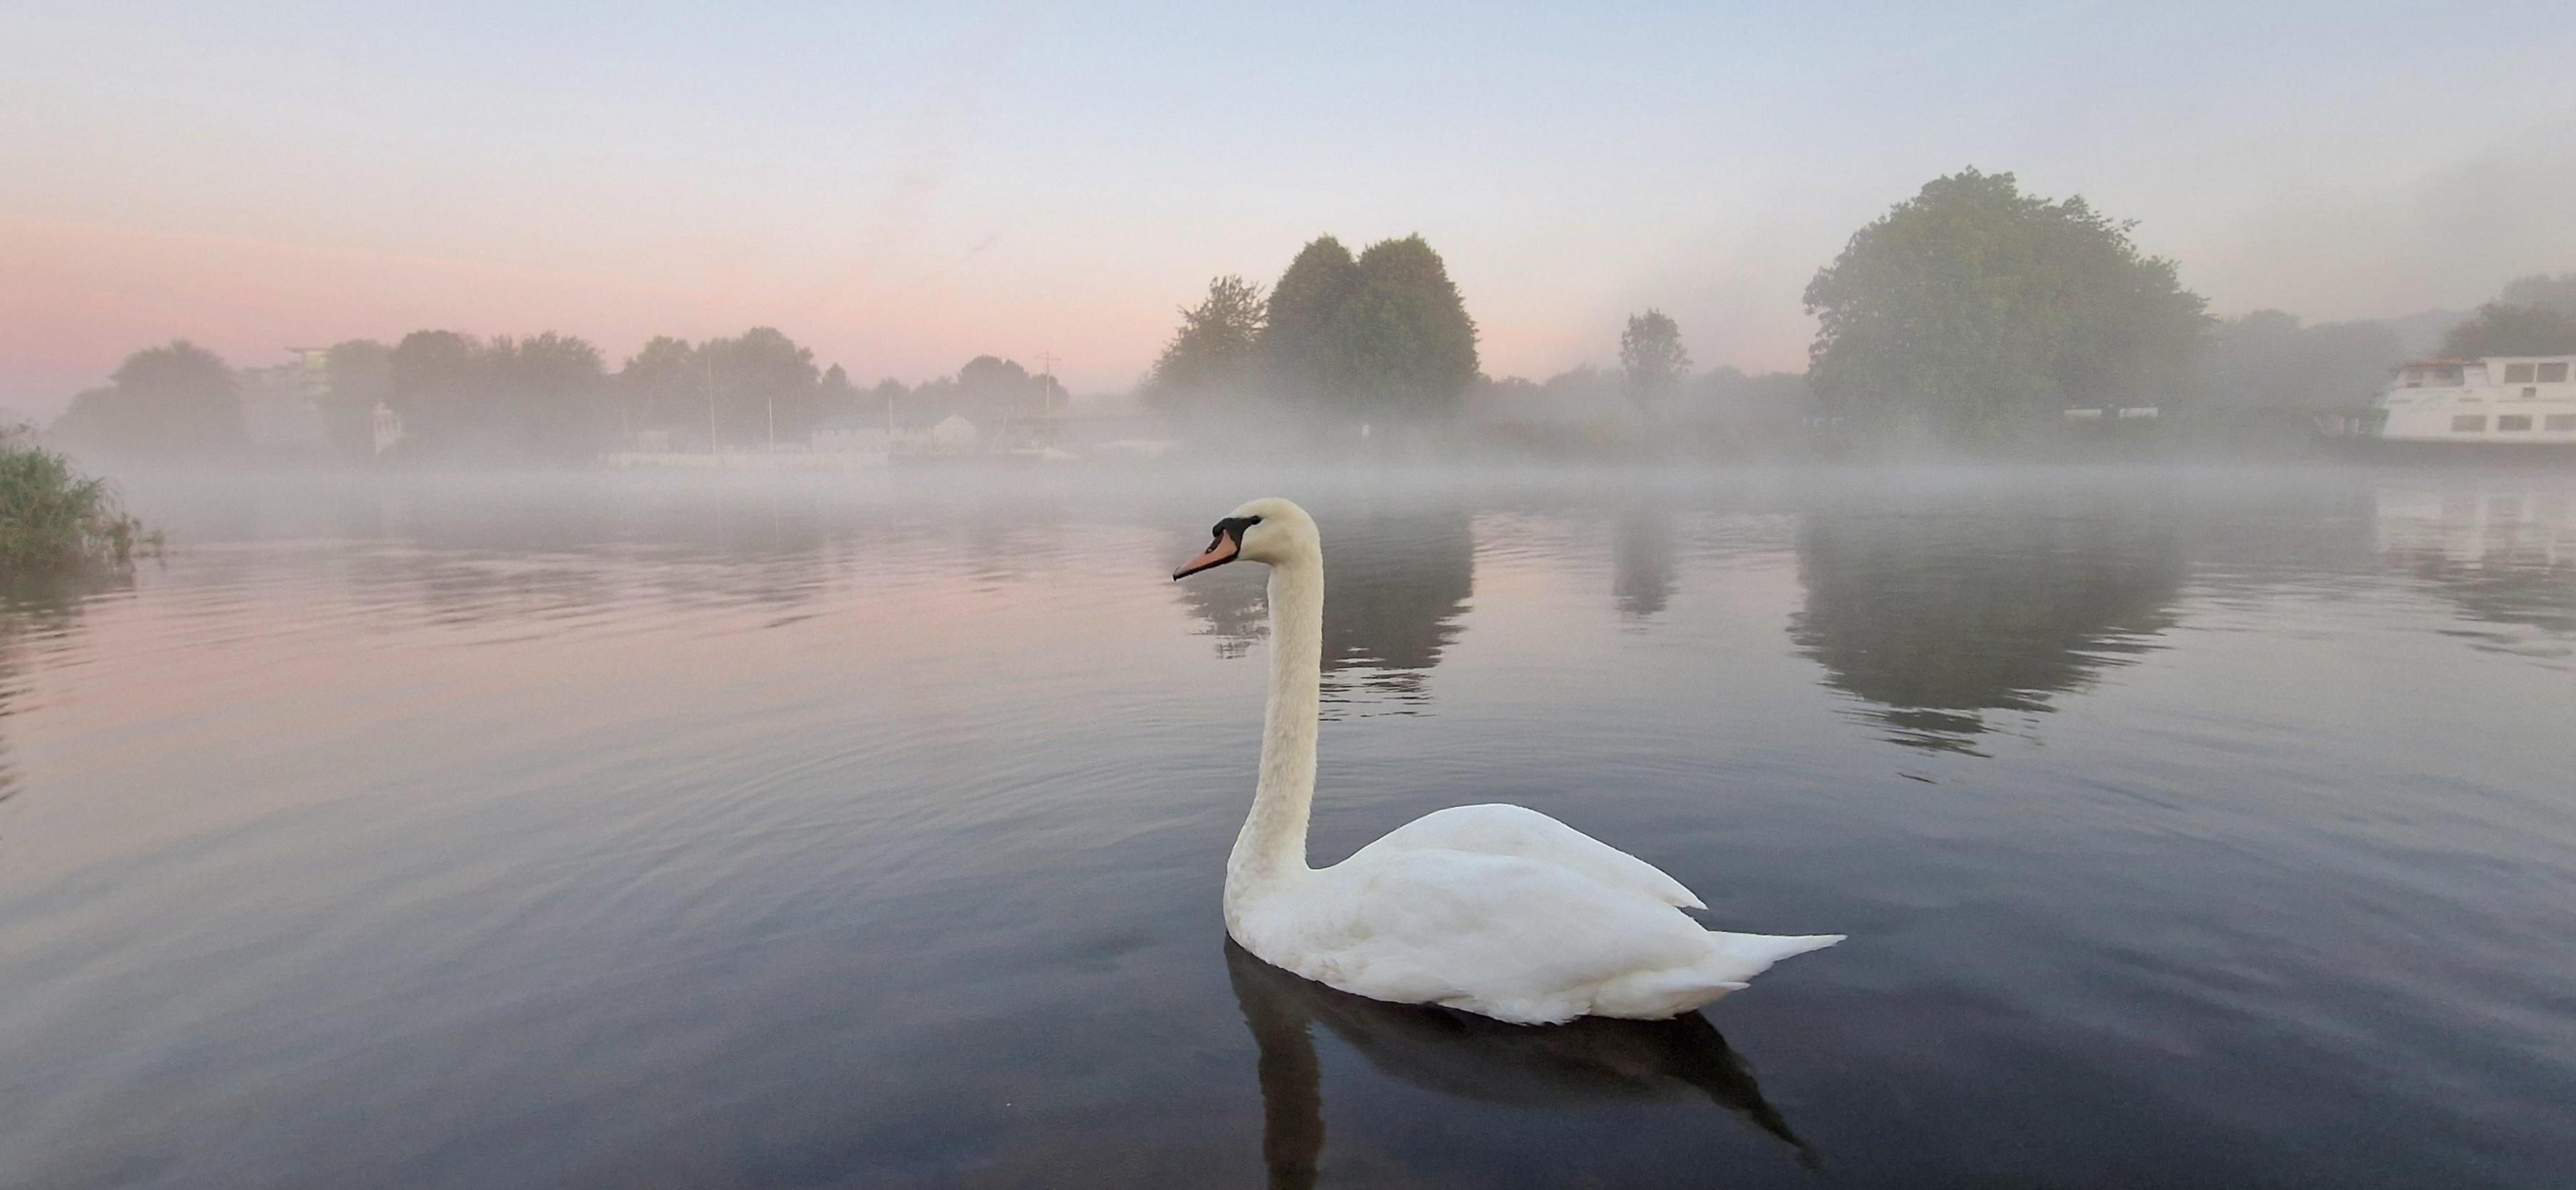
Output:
[6, 1, 2572, 419]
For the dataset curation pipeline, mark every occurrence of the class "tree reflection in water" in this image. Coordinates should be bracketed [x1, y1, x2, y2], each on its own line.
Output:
[1226, 941, 1806, 1188]
[1791, 490, 2185, 755]
[1175, 562, 1267, 661]
[1175, 506, 1474, 711]
[1613, 500, 1677, 620]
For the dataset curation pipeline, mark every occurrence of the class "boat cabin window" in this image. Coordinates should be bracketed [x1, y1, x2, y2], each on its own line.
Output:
[2498, 415, 2533, 431]
[2402, 364, 2465, 388]
[2540, 362, 2569, 382]
[2505, 362, 2536, 383]
[2451, 415, 2486, 432]
[2546, 415, 2576, 431]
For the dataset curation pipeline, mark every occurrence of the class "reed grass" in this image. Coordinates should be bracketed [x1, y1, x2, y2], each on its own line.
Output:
[0, 431, 157, 572]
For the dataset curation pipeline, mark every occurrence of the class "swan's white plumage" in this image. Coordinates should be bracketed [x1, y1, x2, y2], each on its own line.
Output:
[1354, 802, 1706, 910]
[1195, 498, 1841, 1025]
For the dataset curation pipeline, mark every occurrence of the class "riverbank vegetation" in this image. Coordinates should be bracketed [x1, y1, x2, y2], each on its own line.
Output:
[0, 429, 154, 572]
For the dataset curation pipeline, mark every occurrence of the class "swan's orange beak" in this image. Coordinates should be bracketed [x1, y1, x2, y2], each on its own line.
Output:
[1173, 530, 1240, 580]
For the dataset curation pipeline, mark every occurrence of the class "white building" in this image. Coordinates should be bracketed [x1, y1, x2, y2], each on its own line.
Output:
[921, 413, 980, 452]
[372, 402, 405, 455]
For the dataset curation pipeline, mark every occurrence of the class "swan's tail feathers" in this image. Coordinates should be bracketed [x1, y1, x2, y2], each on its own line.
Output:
[1710, 932, 1845, 979]
[1603, 932, 1843, 1018]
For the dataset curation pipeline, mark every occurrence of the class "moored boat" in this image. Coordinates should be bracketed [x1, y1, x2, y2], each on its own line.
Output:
[2321, 356, 2576, 453]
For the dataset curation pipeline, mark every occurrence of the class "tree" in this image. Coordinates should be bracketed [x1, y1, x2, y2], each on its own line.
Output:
[386, 329, 610, 461]
[1264, 236, 1364, 402]
[1619, 309, 1691, 407]
[323, 339, 392, 460]
[612, 328, 824, 451]
[2440, 302, 2576, 358]
[386, 329, 483, 457]
[2498, 272, 2576, 316]
[1803, 168, 2208, 446]
[1334, 235, 1481, 421]
[816, 364, 859, 421]
[955, 355, 1047, 423]
[1244, 233, 1480, 424]
[51, 339, 246, 459]
[1147, 274, 1267, 414]
[866, 378, 910, 426]
[488, 332, 610, 462]
[703, 327, 820, 449]
[616, 335, 710, 447]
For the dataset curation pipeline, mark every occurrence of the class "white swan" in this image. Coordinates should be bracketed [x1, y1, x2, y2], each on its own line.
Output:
[1173, 497, 1841, 1025]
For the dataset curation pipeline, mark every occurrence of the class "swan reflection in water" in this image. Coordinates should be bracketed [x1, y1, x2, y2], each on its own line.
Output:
[1225, 941, 1811, 1187]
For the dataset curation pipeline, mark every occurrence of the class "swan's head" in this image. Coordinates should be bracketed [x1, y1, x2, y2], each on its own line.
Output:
[1171, 497, 1314, 580]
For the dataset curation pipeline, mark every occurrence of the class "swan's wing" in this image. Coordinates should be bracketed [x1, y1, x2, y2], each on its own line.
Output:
[1285, 849, 1735, 1024]
[1350, 804, 1706, 910]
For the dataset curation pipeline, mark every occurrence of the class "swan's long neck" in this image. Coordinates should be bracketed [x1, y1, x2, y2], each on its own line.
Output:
[1226, 544, 1322, 906]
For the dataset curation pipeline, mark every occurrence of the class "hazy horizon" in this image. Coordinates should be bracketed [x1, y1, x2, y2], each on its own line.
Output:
[6, 0, 2573, 417]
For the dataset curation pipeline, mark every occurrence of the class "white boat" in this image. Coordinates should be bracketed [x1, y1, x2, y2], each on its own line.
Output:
[2324, 356, 2576, 446]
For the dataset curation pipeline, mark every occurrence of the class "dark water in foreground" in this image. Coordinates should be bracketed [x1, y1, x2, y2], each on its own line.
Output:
[1, 465, 2571, 1189]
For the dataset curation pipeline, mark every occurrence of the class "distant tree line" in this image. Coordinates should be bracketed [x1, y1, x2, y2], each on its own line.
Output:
[1145, 237, 1819, 449]
[46, 329, 1064, 464]
[2196, 273, 2576, 417]
[2197, 311, 2406, 413]
[2440, 274, 2576, 358]
[47, 180, 2576, 464]
[1468, 355, 1815, 452]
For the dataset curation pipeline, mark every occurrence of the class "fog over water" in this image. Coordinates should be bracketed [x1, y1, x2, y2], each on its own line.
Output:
[0, 463, 2569, 1188]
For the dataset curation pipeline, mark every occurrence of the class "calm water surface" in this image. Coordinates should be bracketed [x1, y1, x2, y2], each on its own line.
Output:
[1, 465, 2570, 1188]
